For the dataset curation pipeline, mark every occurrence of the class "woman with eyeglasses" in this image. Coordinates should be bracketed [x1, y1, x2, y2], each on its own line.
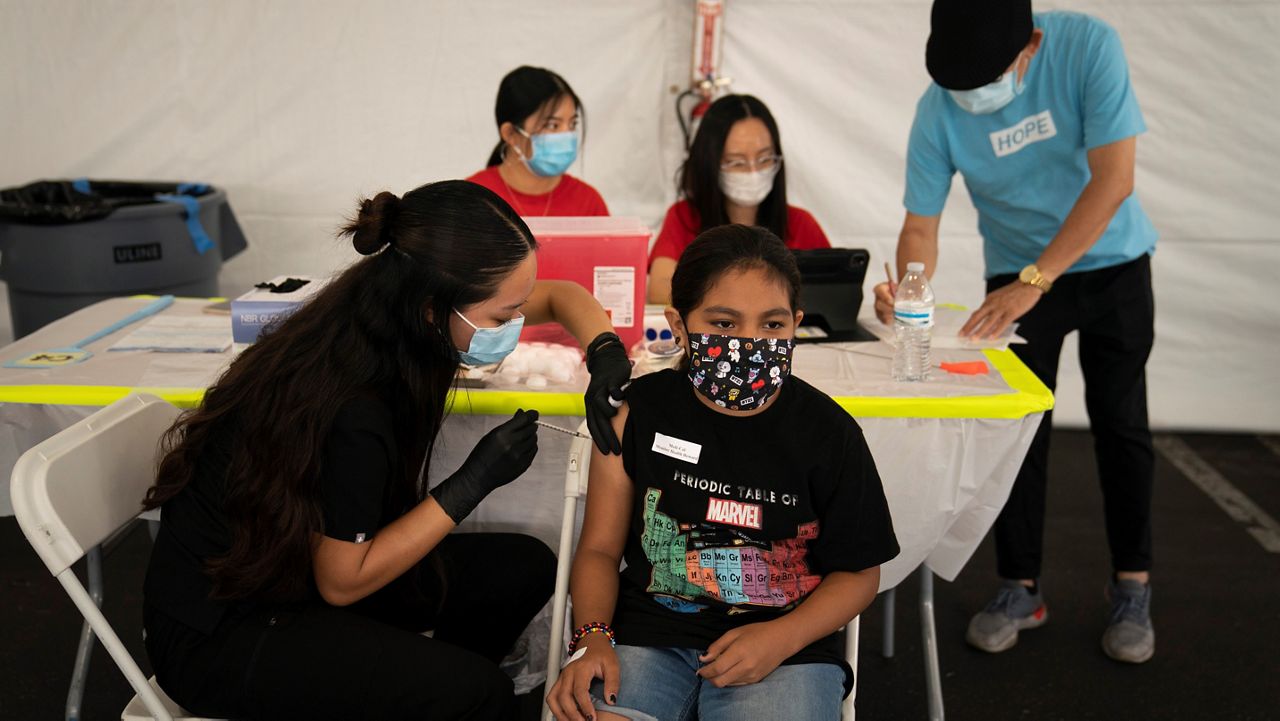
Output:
[468, 66, 609, 217]
[647, 94, 831, 304]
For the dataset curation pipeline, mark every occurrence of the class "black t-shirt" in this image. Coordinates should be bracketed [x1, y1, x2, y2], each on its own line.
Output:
[143, 395, 404, 635]
[615, 369, 899, 686]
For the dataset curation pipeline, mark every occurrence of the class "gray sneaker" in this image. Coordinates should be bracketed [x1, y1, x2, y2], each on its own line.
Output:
[965, 580, 1048, 653]
[1102, 579, 1155, 663]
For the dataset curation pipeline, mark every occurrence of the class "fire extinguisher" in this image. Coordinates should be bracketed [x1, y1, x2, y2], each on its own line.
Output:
[678, 0, 732, 148]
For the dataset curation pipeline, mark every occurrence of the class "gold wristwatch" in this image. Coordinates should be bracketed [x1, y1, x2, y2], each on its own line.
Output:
[1019, 264, 1053, 293]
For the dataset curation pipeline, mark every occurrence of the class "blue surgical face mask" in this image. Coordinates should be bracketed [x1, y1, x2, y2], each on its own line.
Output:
[949, 57, 1026, 115]
[516, 129, 579, 177]
[454, 309, 524, 365]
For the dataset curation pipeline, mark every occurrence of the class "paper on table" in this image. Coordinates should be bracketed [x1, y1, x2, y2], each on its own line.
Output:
[108, 316, 233, 353]
[865, 306, 1025, 351]
[818, 343, 991, 376]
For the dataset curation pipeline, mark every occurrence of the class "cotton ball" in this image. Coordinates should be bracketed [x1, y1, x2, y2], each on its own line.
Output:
[497, 363, 523, 379]
[543, 351, 569, 376]
[556, 348, 583, 365]
[547, 362, 574, 384]
[525, 374, 549, 389]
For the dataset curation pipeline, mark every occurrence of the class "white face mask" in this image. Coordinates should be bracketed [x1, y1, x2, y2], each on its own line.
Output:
[719, 166, 779, 207]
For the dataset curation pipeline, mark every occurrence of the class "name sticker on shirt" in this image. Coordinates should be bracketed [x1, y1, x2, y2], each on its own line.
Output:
[989, 110, 1057, 158]
[652, 432, 702, 464]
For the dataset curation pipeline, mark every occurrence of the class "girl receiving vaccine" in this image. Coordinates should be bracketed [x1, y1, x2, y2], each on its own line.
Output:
[647, 95, 831, 303]
[548, 225, 899, 721]
[468, 66, 608, 217]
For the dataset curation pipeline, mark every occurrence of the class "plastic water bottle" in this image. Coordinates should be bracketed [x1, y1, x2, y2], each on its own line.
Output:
[893, 262, 935, 382]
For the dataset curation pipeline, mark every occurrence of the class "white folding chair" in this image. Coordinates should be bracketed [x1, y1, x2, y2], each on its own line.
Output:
[541, 423, 864, 720]
[543, 422, 593, 720]
[843, 615, 861, 720]
[10, 393, 223, 721]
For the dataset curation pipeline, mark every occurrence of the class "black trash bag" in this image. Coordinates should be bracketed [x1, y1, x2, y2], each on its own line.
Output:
[0, 179, 212, 225]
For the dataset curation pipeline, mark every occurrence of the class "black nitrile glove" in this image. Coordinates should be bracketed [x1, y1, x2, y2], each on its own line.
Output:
[584, 332, 631, 455]
[430, 409, 540, 523]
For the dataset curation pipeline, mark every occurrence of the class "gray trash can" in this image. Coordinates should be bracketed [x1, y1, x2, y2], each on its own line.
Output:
[0, 181, 248, 338]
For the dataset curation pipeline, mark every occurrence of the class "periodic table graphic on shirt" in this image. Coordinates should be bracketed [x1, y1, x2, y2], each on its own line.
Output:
[640, 488, 821, 609]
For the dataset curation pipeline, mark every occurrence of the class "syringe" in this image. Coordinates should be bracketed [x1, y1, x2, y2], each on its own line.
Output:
[535, 420, 591, 440]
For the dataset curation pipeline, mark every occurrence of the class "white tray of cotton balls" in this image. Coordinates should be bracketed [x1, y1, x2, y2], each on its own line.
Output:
[459, 342, 584, 390]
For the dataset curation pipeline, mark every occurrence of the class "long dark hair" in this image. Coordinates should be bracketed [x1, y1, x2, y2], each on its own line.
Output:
[671, 224, 802, 357]
[679, 94, 789, 241]
[143, 180, 537, 602]
[486, 65, 584, 167]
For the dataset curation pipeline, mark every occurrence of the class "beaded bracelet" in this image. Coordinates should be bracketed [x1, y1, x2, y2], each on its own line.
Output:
[567, 621, 616, 653]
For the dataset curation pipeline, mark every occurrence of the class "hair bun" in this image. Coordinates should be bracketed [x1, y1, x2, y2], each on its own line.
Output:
[347, 191, 401, 255]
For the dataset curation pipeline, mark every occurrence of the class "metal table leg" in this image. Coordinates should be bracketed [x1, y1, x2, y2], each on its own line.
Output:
[882, 587, 896, 658]
[919, 565, 944, 721]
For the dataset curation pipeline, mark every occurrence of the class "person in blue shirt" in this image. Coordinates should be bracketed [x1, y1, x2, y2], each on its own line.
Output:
[873, 0, 1158, 664]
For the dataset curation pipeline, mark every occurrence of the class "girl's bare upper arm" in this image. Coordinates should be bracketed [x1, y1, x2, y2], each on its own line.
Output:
[577, 403, 632, 560]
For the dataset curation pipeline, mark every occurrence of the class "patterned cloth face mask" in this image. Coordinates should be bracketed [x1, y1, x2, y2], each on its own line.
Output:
[686, 333, 793, 410]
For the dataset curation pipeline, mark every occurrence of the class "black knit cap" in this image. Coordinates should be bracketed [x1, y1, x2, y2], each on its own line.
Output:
[926, 0, 1033, 91]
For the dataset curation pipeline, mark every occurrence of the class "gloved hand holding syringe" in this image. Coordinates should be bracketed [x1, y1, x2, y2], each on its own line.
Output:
[535, 381, 629, 440]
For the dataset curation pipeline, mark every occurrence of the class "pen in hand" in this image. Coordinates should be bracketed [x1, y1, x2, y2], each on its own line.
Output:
[875, 262, 901, 327]
[884, 261, 898, 296]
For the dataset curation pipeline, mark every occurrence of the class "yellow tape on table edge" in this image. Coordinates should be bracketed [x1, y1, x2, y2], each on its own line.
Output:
[830, 349, 1055, 419]
[0, 350, 1053, 418]
[0, 385, 588, 414]
[0, 386, 210, 409]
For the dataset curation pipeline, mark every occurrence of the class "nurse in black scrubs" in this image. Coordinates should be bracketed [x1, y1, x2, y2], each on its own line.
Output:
[141, 180, 632, 720]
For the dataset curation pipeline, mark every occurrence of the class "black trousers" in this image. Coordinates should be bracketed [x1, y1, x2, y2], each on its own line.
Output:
[145, 533, 556, 721]
[990, 254, 1156, 580]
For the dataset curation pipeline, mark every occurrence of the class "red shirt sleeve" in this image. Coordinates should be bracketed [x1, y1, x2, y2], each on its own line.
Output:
[649, 201, 699, 266]
[786, 207, 832, 250]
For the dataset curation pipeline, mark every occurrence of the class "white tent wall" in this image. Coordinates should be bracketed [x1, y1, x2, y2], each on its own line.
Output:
[0, 0, 685, 331]
[1, 0, 1277, 431]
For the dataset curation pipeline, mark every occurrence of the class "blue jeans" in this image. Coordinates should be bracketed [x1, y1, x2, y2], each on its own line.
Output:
[587, 645, 844, 721]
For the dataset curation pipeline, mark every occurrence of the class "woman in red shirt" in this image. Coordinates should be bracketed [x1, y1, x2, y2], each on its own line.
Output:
[467, 66, 609, 217]
[648, 94, 830, 303]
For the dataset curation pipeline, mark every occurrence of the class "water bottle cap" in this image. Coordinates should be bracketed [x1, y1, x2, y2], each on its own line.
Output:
[906, 262, 925, 273]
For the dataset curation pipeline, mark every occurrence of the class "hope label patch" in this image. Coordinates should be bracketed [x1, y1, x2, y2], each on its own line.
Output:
[989, 110, 1057, 158]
